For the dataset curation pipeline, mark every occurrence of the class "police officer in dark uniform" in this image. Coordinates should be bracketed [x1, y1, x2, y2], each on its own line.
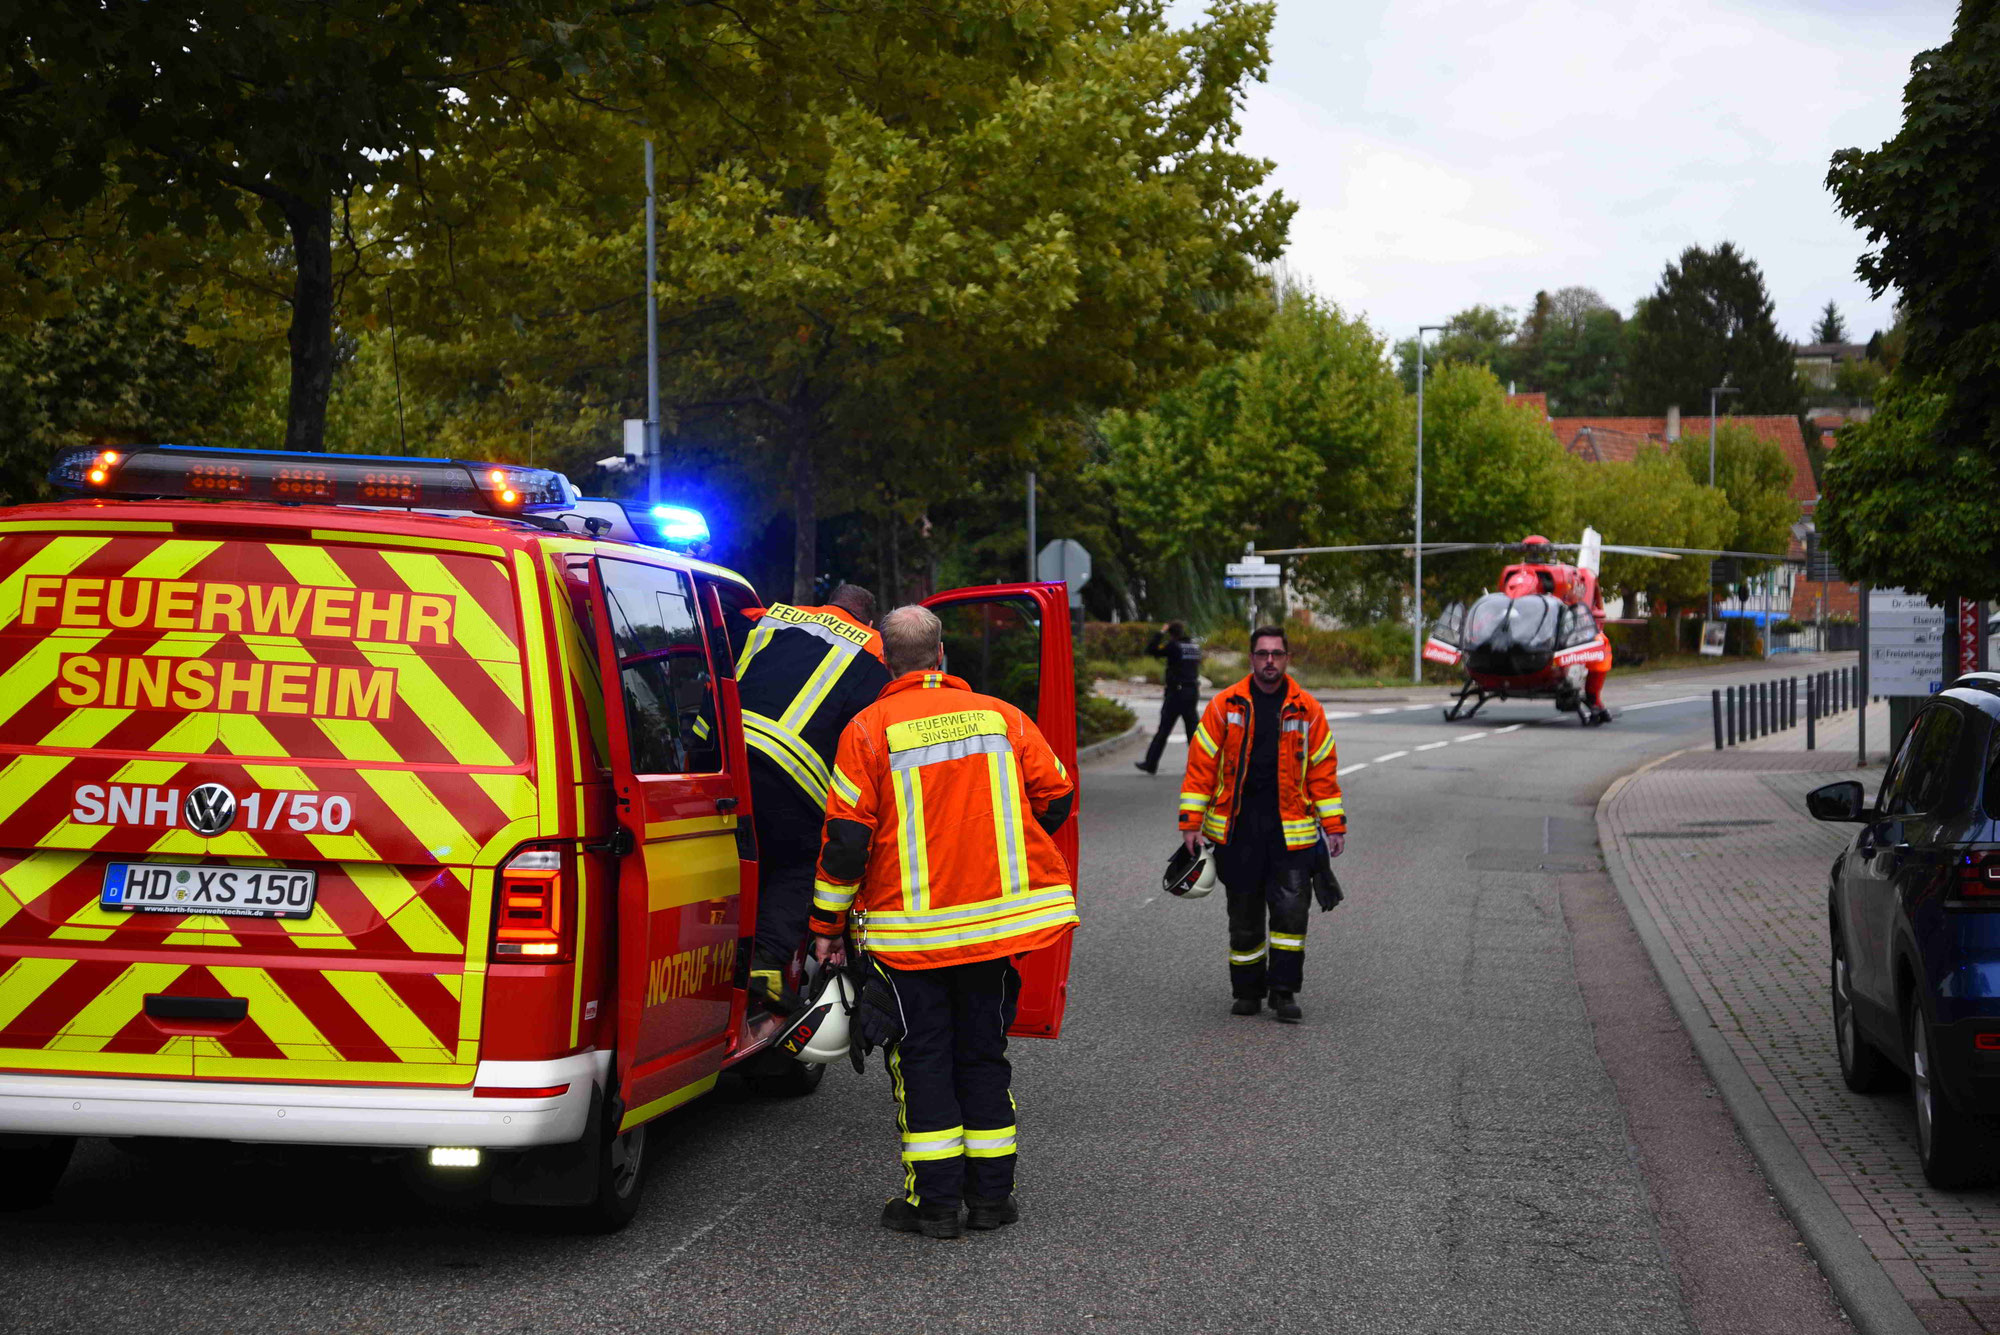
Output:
[1135, 621, 1203, 775]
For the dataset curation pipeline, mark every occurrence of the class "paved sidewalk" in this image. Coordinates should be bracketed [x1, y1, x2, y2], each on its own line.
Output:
[1601, 702, 2000, 1335]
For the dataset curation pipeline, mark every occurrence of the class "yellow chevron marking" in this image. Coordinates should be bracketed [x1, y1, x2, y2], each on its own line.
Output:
[314, 718, 402, 764]
[48, 961, 187, 1049]
[34, 821, 115, 853]
[240, 634, 314, 664]
[34, 632, 223, 753]
[310, 530, 508, 561]
[113, 758, 186, 784]
[0, 849, 92, 930]
[344, 863, 461, 956]
[513, 550, 558, 832]
[0, 755, 73, 828]
[147, 712, 215, 757]
[355, 769, 475, 864]
[0, 1046, 192, 1076]
[183, 1054, 469, 1084]
[0, 956, 75, 1031]
[323, 970, 453, 1062]
[380, 549, 522, 671]
[268, 542, 354, 592]
[0, 627, 109, 733]
[0, 521, 169, 535]
[620, 1072, 719, 1132]
[437, 973, 462, 1000]
[0, 535, 110, 630]
[470, 772, 538, 821]
[123, 539, 222, 581]
[207, 966, 339, 1059]
[360, 645, 512, 767]
[243, 762, 312, 789]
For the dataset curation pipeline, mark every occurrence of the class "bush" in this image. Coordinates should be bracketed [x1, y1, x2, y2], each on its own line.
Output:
[1082, 622, 1160, 660]
[1078, 691, 1136, 747]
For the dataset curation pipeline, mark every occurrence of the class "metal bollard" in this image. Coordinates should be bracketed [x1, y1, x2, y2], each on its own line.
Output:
[1807, 675, 1816, 750]
[1726, 686, 1737, 745]
[1713, 690, 1724, 750]
[1761, 681, 1771, 737]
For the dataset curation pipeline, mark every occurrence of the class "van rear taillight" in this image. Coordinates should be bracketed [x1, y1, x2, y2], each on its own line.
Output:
[493, 847, 574, 961]
[1952, 852, 2000, 905]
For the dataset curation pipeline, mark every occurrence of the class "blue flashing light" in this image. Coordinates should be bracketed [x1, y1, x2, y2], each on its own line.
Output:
[649, 504, 710, 546]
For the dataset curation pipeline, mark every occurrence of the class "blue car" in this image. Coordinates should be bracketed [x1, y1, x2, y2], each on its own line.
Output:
[1814, 674, 2000, 1187]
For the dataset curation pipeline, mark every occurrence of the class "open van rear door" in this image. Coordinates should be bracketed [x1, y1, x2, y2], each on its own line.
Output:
[922, 583, 1077, 1039]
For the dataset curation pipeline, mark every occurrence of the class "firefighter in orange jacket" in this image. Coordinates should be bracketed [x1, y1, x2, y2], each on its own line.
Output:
[810, 604, 1077, 1239]
[1178, 625, 1345, 1022]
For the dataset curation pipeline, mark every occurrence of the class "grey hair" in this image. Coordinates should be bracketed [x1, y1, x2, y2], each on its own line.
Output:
[880, 604, 944, 676]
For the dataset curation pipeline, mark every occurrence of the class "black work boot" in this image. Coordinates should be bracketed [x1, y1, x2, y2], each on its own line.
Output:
[1133, 761, 1157, 775]
[965, 1194, 1020, 1231]
[1230, 995, 1262, 1016]
[882, 1197, 964, 1239]
[1268, 990, 1302, 1023]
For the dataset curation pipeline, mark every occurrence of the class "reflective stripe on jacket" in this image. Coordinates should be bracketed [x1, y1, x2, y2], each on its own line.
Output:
[735, 603, 890, 809]
[809, 671, 1077, 968]
[1178, 673, 1344, 848]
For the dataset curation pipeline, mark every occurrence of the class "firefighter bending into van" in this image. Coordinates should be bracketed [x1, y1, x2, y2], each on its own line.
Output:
[733, 584, 891, 1010]
[809, 605, 1077, 1239]
[1178, 625, 1345, 1022]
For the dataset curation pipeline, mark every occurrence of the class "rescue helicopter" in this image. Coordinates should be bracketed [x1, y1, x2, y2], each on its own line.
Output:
[1252, 528, 1796, 728]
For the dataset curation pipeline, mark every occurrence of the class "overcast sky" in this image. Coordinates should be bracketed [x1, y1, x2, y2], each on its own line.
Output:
[1165, 0, 1955, 348]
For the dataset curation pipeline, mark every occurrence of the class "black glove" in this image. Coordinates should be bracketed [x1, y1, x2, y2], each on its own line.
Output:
[1312, 841, 1343, 912]
[852, 961, 905, 1057]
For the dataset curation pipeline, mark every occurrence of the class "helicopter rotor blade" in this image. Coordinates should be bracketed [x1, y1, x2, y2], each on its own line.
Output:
[1253, 542, 1510, 557]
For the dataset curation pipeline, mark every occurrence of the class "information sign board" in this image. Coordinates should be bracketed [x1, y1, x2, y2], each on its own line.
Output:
[1868, 588, 1946, 697]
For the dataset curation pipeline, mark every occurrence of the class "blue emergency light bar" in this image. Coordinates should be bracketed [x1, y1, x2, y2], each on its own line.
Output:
[648, 504, 711, 546]
[48, 443, 579, 514]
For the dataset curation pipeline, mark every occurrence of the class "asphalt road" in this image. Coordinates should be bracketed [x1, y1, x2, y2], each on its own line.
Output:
[1, 661, 1858, 1335]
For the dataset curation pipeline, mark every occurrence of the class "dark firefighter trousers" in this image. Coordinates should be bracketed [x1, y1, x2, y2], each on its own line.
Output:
[1142, 684, 1201, 771]
[748, 756, 824, 1001]
[878, 956, 1020, 1209]
[1213, 802, 1315, 997]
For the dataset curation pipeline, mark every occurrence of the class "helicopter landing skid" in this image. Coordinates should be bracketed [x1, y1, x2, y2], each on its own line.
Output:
[1443, 682, 1489, 722]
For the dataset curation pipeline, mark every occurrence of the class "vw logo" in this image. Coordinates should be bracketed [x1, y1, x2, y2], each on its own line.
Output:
[184, 783, 238, 837]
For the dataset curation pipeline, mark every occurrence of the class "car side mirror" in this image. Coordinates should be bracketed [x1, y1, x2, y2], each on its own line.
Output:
[1806, 780, 1868, 823]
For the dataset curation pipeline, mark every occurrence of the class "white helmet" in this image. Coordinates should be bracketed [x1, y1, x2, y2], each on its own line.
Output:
[775, 966, 857, 1065]
[1164, 843, 1221, 899]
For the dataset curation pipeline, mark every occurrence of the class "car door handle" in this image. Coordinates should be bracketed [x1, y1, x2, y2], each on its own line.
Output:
[715, 797, 739, 814]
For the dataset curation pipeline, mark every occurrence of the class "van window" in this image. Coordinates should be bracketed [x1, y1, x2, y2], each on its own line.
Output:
[1886, 706, 1964, 817]
[600, 559, 721, 776]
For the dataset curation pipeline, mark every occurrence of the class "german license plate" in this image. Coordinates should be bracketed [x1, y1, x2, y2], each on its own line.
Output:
[101, 863, 318, 919]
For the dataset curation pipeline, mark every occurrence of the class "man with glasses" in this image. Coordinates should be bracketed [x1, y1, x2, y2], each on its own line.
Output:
[1177, 626, 1346, 1021]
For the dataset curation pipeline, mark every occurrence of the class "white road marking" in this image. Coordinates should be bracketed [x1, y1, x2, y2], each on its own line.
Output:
[1617, 694, 1708, 712]
[1337, 762, 1369, 775]
[1375, 750, 1409, 762]
[1495, 724, 1524, 734]
[1414, 741, 1449, 752]
[1368, 707, 1399, 715]
[1401, 704, 1432, 711]
[1142, 896, 1157, 906]
[1325, 710, 1361, 720]
[1456, 731, 1488, 741]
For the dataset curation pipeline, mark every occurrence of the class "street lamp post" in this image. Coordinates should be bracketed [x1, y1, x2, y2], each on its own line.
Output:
[1705, 385, 1739, 622]
[1412, 325, 1446, 683]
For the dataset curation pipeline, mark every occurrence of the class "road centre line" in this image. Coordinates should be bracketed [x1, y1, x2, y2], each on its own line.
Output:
[1456, 731, 1488, 741]
[1368, 707, 1399, 715]
[1401, 704, 1433, 711]
[1337, 762, 1368, 775]
[1495, 724, 1524, 733]
[1374, 750, 1409, 762]
[1414, 741, 1449, 752]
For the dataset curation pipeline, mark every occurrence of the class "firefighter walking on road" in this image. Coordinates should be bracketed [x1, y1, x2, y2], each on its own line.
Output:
[733, 584, 891, 1010]
[1178, 625, 1345, 1022]
[810, 605, 1077, 1239]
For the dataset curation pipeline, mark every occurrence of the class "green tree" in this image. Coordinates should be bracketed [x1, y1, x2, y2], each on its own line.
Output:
[1818, 377, 2000, 601]
[1413, 362, 1573, 605]
[1623, 244, 1803, 416]
[1100, 291, 1410, 621]
[1395, 305, 1518, 391]
[381, 1, 1292, 598]
[1833, 357, 1887, 403]
[1568, 451, 1734, 610]
[0, 0, 607, 452]
[1813, 301, 1849, 343]
[1666, 420, 1797, 566]
[1513, 287, 1625, 413]
[1830, 3, 2000, 457]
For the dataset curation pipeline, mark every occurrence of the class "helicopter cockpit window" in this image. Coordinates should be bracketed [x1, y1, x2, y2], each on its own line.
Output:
[1464, 594, 1513, 647]
[1502, 594, 1564, 650]
[1430, 602, 1467, 649]
[1558, 606, 1600, 649]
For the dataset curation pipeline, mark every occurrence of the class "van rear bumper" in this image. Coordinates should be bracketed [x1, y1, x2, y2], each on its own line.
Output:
[0, 1053, 607, 1149]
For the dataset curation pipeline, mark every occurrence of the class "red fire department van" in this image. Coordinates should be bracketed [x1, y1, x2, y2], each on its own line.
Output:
[0, 444, 1079, 1228]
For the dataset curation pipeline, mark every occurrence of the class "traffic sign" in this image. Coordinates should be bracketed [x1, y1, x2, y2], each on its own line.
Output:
[1224, 573, 1280, 590]
[1868, 588, 1946, 696]
[1225, 560, 1271, 577]
[1037, 539, 1091, 589]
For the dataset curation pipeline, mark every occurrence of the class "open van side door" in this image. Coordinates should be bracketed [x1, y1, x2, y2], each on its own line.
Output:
[921, 582, 1078, 1039]
[587, 557, 744, 1131]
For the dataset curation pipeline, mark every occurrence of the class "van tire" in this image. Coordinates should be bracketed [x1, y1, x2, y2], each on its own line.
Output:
[1833, 934, 1897, 1093]
[0, 1134, 76, 1210]
[568, 1090, 647, 1233]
